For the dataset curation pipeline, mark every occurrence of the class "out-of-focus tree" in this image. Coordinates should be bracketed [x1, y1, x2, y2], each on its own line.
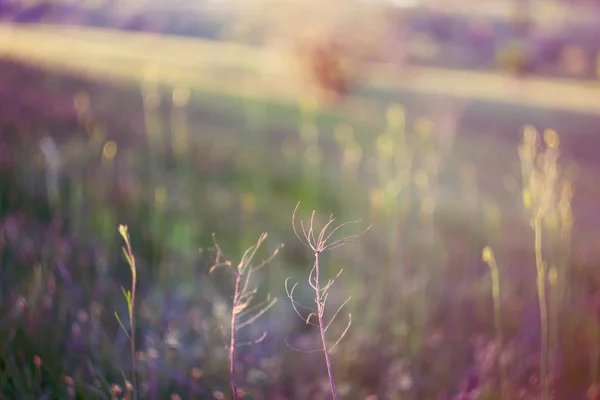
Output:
[213, 0, 397, 103]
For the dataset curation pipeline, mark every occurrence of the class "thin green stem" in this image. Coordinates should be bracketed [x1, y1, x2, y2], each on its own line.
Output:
[488, 256, 506, 399]
[118, 225, 138, 399]
[534, 217, 549, 400]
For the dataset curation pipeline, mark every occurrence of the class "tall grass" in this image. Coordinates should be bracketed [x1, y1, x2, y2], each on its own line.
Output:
[519, 127, 569, 399]
[115, 225, 138, 399]
[482, 246, 506, 398]
[4, 60, 600, 399]
[370, 103, 410, 345]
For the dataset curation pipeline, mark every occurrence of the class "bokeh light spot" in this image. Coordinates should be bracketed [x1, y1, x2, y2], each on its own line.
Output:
[73, 91, 90, 113]
[173, 87, 190, 107]
[102, 141, 118, 160]
[240, 193, 257, 213]
[154, 187, 168, 206]
[548, 267, 559, 286]
[386, 103, 405, 129]
[543, 129, 560, 148]
[334, 123, 354, 145]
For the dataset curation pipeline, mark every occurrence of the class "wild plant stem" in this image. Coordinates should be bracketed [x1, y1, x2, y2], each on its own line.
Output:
[488, 257, 506, 399]
[290, 206, 366, 399]
[119, 228, 138, 400]
[129, 293, 137, 400]
[229, 272, 242, 400]
[314, 251, 338, 400]
[213, 233, 278, 400]
[534, 217, 549, 400]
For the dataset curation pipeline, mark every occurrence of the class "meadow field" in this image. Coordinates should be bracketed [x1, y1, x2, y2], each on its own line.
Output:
[1, 22, 600, 400]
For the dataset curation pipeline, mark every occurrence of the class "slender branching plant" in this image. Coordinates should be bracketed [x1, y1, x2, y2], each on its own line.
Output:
[286, 203, 370, 400]
[210, 232, 281, 400]
[115, 224, 138, 399]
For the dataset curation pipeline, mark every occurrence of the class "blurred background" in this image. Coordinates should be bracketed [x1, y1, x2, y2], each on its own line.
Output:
[1, 0, 600, 399]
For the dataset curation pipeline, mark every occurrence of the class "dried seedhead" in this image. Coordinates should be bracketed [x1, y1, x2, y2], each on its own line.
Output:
[290, 202, 371, 256]
[210, 232, 282, 399]
[286, 203, 371, 399]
